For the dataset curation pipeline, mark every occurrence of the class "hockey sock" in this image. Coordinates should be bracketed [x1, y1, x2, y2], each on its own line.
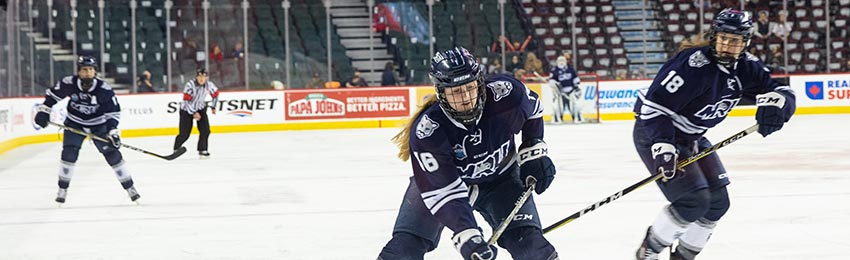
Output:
[111, 161, 134, 189]
[57, 161, 75, 188]
[648, 205, 691, 252]
[675, 218, 717, 259]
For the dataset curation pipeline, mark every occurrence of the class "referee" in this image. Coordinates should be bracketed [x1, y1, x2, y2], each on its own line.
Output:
[173, 68, 219, 158]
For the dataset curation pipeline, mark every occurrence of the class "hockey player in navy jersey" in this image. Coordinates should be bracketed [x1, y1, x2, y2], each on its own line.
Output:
[548, 55, 582, 123]
[632, 9, 795, 260]
[33, 56, 141, 204]
[377, 47, 559, 260]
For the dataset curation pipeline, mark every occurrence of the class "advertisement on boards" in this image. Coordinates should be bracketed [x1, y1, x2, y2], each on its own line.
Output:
[285, 89, 410, 120]
[792, 74, 850, 107]
[590, 80, 650, 114]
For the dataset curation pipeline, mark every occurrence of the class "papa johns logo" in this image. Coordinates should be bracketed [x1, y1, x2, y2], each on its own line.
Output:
[287, 93, 344, 117]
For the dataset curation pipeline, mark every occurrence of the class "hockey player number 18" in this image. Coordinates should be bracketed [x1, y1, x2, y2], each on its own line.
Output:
[414, 152, 440, 172]
[660, 70, 685, 93]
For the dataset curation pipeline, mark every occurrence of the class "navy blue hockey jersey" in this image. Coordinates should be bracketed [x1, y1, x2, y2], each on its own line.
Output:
[408, 74, 544, 233]
[43, 76, 121, 128]
[549, 65, 580, 93]
[634, 46, 796, 145]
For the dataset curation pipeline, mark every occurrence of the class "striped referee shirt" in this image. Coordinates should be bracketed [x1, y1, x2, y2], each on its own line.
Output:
[181, 79, 220, 114]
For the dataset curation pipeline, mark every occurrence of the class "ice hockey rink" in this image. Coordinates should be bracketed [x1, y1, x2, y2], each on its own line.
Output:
[0, 114, 848, 259]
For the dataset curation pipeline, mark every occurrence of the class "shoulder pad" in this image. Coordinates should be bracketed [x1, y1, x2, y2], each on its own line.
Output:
[486, 80, 514, 102]
[744, 52, 760, 62]
[62, 76, 75, 84]
[688, 50, 710, 68]
[415, 114, 440, 139]
[98, 79, 113, 90]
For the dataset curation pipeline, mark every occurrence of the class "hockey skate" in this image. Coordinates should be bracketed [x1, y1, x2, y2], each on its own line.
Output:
[55, 188, 67, 204]
[670, 244, 698, 260]
[199, 150, 210, 159]
[126, 187, 140, 202]
[635, 227, 661, 260]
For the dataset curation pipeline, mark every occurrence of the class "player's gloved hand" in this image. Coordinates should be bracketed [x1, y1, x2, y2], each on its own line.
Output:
[33, 104, 51, 129]
[452, 228, 497, 260]
[518, 139, 556, 194]
[652, 143, 679, 182]
[107, 129, 122, 148]
[755, 91, 787, 137]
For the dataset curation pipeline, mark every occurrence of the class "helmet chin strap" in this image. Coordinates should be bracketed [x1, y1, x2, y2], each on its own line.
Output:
[80, 77, 94, 90]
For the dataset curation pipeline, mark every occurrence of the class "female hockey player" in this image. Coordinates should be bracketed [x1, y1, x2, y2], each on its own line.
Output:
[548, 55, 581, 123]
[633, 9, 795, 259]
[33, 56, 141, 204]
[173, 68, 219, 158]
[377, 47, 559, 260]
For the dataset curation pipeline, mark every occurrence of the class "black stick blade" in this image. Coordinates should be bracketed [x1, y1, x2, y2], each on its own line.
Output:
[162, 147, 187, 160]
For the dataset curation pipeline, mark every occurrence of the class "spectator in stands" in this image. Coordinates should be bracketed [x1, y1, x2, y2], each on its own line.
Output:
[766, 46, 784, 71]
[490, 35, 532, 54]
[137, 70, 156, 93]
[753, 10, 770, 50]
[381, 61, 399, 86]
[770, 10, 791, 48]
[616, 70, 628, 80]
[506, 54, 524, 73]
[306, 72, 325, 89]
[489, 59, 502, 75]
[524, 52, 544, 75]
[185, 38, 202, 69]
[209, 43, 225, 84]
[345, 70, 369, 88]
[513, 68, 527, 81]
[233, 42, 245, 85]
[490, 35, 513, 54]
[845, 59, 850, 72]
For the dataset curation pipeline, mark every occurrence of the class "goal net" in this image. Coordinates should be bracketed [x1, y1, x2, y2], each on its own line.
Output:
[544, 73, 600, 124]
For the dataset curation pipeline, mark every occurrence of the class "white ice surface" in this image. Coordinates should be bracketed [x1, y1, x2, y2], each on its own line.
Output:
[0, 115, 848, 259]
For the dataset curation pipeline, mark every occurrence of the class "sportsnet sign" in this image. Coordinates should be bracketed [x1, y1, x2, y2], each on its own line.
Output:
[285, 88, 410, 120]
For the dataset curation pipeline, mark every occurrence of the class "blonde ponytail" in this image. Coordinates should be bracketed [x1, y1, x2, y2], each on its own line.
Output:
[678, 33, 711, 51]
[392, 94, 439, 161]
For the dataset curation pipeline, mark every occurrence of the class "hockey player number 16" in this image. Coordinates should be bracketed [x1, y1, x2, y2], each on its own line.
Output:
[660, 70, 685, 93]
[414, 152, 440, 173]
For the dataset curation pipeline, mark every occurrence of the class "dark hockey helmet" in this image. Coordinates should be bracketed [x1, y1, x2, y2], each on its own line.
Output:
[429, 46, 486, 126]
[77, 55, 97, 69]
[708, 8, 754, 66]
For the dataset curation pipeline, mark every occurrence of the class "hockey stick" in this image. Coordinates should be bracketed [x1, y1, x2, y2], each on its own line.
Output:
[542, 124, 759, 234]
[488, 179, 536, 245]
[48, 122, 187, 161]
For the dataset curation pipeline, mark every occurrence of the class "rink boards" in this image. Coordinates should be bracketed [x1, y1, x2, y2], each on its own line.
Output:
[1, 73, 848, 154]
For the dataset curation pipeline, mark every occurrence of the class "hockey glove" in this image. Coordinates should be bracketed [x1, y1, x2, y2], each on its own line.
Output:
[518, 139, 556, 194]
[107, 129, 122, 149]
[34, 104, 51, 129]
[453, 228, 497, 260]
[652, 143, 679, 182]
[755, 92, 787, 137]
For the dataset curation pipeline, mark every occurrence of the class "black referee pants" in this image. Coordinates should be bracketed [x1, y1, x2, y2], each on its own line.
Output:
[173, 108, 210, 151]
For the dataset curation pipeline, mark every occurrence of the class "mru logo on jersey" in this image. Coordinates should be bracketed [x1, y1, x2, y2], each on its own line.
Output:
[456, 140, 512, 180]
[694, 99, 739, 120]
[806, 80, 850, 100]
